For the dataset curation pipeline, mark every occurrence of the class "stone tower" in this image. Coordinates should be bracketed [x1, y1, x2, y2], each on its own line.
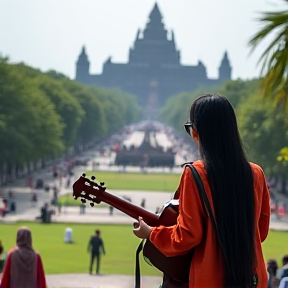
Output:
[219, 51, 232, 81]
[75, 46, 90, 83]
[128, 3, 180, 66]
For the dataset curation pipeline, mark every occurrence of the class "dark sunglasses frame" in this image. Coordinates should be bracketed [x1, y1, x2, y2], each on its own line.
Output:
[184, 122, 194, 135]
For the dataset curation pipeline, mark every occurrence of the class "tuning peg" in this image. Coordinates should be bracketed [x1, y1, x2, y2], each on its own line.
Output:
[91, 176, 96, 181]
[100, 182, 105, 186]
[90, 202, 94, 207]
[81, 198, 86, 204]
[82, 173, 86, 177]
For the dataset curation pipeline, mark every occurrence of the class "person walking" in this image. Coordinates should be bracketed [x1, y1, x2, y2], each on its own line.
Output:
[87, 230, 105, 275]
[0, 226, 46, 288]
[133, 94, 270, 288]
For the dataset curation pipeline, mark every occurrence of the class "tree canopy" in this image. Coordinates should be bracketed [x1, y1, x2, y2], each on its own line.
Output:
[0, 59, 141, 171]
[160, 79, 288, 176]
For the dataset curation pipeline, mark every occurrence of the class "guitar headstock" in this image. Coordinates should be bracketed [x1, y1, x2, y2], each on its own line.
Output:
[72, 173, 106, 207]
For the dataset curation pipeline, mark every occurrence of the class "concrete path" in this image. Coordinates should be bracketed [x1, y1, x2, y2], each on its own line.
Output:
[1, 186, 288, 231]
[46, 274, 162, 288]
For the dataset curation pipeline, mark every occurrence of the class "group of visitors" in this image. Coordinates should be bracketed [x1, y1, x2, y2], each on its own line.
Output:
[0, 192, 16, 218]
[267, 256, 288, 288]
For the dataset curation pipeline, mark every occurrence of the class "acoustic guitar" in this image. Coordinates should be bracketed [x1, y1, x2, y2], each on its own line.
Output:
[72, 173, 194, 283]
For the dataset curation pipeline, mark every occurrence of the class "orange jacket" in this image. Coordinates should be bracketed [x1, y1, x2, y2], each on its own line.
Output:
[150, 160, 270, 288]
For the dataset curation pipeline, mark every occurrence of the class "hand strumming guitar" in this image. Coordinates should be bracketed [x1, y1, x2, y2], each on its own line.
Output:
[133, 217, 152, 239]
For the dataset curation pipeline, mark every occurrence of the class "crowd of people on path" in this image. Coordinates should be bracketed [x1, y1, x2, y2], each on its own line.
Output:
[0, 192, 16, 218]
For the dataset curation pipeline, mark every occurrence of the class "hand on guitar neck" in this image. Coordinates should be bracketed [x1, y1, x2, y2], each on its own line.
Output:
[133, 216, 152, 239]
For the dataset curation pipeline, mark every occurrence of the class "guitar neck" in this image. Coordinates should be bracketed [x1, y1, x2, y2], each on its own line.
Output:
[100, 191, 159, 226]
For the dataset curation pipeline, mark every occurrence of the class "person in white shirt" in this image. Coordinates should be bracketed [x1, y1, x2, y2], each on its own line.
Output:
[64, 227, 73, 243]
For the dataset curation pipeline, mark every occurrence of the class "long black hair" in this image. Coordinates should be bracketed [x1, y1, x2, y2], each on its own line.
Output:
[190, 94, 255, 287]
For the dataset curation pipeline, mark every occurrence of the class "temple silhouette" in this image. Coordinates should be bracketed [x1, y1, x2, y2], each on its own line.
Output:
[75, 3, 232, 117]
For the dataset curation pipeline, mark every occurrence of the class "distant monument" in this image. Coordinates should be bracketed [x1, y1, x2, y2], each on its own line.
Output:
[75, 3, 232, 117]
[115, 123, 175, 168]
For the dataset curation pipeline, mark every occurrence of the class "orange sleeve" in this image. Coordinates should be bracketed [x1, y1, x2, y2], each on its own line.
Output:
[258, 168, 270, 242]
[36, 254, 47, 288]
[0, 252, 11, 288]
[149, 166, 204, 257]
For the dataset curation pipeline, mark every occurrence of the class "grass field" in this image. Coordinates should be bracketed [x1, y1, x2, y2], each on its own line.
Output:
[81, 171, 181, 192]
[0, 222, 287, 275]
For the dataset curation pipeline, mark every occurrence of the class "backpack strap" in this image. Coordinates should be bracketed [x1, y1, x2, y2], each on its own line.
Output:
[135, 240, 144, 288]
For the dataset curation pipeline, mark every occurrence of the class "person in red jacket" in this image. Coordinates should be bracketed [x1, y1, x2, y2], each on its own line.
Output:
[133, 94, 270, 288]
[0, 226, 46, 288]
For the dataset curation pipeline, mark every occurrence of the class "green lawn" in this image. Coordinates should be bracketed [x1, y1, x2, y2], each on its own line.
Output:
[80, 170, 181, 192]
[0, 222, 161, 276]
[0, 222, 287, 275]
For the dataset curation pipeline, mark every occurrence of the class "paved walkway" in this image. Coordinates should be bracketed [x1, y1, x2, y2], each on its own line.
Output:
[46, 274, 162, 288]
[1, 186, 288, 231]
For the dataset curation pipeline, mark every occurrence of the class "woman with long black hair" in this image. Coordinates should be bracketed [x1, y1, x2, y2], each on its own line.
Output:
[133, 94, 270, 288]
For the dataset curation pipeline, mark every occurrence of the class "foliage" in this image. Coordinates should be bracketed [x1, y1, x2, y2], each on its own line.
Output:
[92, 88, 141, 135]
[277, 147, 288, 162]
[36, 77, 84, 147]
[219, 79, 261, 109]
[238, 93, 288, 174]
[248, 2, 288, 164]
[61, 81, 107, 143]
[249, 3, 288, 111]
[160, 87, 219, 136]
[0, 60, 141, 170]
[160, 79, 288, 176]
[0, 60, 64, 164]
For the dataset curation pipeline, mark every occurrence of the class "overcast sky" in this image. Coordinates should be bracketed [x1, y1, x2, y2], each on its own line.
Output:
[0, 0, 286, 80]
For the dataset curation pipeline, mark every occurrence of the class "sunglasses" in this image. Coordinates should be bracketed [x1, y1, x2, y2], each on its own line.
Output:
[184, 122, 194, 135]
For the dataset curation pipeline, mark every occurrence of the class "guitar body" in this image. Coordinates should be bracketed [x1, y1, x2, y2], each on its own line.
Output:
[142, 201, 194, 284]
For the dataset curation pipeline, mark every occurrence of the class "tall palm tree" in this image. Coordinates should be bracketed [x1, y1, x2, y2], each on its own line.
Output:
[249, 2, 288, 111]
